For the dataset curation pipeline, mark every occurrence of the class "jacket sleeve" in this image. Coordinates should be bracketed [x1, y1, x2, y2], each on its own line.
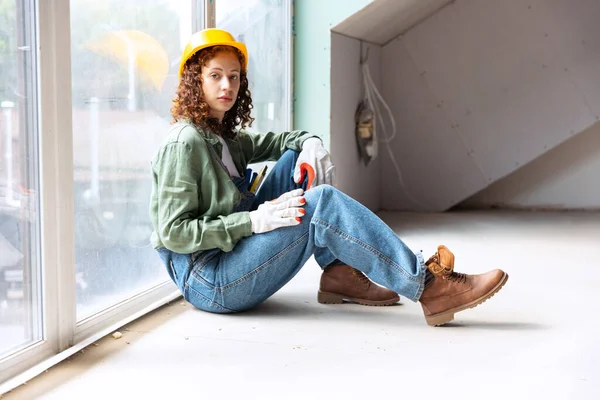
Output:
[241, 129, 322, 163]
[153, 141, 252, 253]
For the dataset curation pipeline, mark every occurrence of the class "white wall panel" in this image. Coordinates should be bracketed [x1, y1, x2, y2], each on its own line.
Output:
[537, 0, 600, 119]
[330, 0, 600, 211]
[460, 122, 600, 210]
[379, 0, 598, 210]
[380, 38, 487, 211]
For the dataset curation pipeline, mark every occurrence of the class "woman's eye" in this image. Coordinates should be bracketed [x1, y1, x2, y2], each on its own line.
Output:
[210, 74, 219, 79]
[230, 75, 238, 81]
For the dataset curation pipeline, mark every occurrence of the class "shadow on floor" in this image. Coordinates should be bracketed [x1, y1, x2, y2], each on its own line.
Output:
[440, 321, 548, 331]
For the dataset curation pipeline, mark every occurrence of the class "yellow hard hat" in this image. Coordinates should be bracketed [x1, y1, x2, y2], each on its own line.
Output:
[178, 28, 248, 78]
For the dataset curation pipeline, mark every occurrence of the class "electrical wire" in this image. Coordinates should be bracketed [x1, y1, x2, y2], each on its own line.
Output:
[360, 53, 431, 210]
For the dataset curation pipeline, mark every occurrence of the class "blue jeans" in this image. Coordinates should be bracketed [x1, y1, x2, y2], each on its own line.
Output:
[157, 150, 426, 313]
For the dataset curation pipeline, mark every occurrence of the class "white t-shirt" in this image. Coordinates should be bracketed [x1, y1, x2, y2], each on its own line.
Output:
[217, 135, 240, 177]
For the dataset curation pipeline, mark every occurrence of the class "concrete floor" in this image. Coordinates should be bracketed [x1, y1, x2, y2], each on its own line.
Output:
[4, 211, 600, 400]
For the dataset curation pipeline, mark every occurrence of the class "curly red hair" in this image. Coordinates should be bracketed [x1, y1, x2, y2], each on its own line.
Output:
[171, 45, 254, 138]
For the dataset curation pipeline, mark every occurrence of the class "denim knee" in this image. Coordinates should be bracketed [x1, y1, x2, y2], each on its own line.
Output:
[281, 149, 300, 166]
[306, 184, 337, 200]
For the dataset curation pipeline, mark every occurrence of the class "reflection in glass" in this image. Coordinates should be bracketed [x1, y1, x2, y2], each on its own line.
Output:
[0, 0, 43, 358]
[69, 0, 191, 320]
[216, 0, 290, 133]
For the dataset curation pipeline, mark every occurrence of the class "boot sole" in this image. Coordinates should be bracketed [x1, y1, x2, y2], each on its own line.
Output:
[317, 290, 400, 306]
[425, 272, 509, 327]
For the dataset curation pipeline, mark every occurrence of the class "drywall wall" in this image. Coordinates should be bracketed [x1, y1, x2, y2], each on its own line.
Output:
[378, 0, 600, 211]
[379, 36, 489, 212]
[330, 33, 381, 210]
[293, 0, 373, 150]
[459, 122, 600, 210]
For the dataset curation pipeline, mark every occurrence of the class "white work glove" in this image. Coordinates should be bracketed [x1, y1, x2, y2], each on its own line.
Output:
[293, 138, 336, 189]
[249, 188, 306, 234]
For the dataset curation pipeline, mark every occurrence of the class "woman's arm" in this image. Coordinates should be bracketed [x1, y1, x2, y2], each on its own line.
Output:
[240, 129, 322, 163]
[153, 141, 252, 253]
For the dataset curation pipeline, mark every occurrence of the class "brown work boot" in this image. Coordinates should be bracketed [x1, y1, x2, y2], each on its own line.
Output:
[318, 265, 400, 306]
[419, 245, 508, 326]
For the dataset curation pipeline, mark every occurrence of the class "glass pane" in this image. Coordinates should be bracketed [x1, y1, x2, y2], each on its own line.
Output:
[0, 0, 43, 357]
[216, 0, 291, 133]
[70, 0, 192, 320]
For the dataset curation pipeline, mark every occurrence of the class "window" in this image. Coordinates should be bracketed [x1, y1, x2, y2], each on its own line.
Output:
[69, 0, 192, 321]
[1, 0, 199, 386]
[216, 0, 293, 133]
[0, 0, 42, 362]
[0, 0, 293, 388]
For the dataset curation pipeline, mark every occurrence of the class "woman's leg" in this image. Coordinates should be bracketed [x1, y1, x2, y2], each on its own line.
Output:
[250, 151, 400, 306]
[184, 185, 424, 313]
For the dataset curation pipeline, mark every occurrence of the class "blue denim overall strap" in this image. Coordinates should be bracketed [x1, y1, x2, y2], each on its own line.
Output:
[231, 175, 255, 212]
[204, 136, 255, 212]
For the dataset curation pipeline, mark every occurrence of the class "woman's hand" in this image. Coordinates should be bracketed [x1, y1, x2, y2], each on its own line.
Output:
[249, 189, 306, 234]
[293, 138, 336, 189]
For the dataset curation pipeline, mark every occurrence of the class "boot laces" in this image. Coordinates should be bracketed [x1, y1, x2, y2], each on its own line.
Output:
[351, 268, 371, 285]
[426, 252, 467, 284]
[445, 272, 467, 284]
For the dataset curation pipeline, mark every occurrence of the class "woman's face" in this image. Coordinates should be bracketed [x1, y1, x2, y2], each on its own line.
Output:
[201, 50, 242, 122]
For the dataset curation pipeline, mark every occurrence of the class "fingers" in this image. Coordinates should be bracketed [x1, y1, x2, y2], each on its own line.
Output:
[329, 166, 337, 186]
[276, 207, 305, 218]
[274, 195, 305, 210]
[324, 166, 336, 186]
[309, 161, 335, 187]
[251, 197, 306, 233]
[275, 217, 302, 228]
[302, 163, 315, 190]
[293, 164, 304, 184]
[286, 188, 305, 198]
[270, 188, 304, 204]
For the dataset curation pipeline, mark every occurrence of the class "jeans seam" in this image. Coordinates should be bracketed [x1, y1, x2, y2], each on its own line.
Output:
[411, 251, 427, 302]
[191, 272, 215, 289]
[312, 217, 419, 283]
[217, 231, 309, 292]
[190, 252, 221, 289]
[184, 283, 236, 313]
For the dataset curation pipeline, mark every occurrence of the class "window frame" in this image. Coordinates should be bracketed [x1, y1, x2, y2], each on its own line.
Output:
[0, 0, 294, 390]
[0, 0, 203, 388]
[211, 0, 294, 132]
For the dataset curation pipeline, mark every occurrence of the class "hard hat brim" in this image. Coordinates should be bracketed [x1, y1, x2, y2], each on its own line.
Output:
[178, 42, 248, 78]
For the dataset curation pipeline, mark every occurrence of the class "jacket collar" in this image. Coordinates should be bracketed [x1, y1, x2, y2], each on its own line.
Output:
[200, 127, 241, 153]
[174, 119, 246, 176]
[177, 119, 239, 147]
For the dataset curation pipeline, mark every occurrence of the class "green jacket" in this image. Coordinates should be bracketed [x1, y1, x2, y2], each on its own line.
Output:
[149, 122, 319, 254]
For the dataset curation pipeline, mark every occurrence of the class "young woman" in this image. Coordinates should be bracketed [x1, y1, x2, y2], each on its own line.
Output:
[149, 29, 508, 326]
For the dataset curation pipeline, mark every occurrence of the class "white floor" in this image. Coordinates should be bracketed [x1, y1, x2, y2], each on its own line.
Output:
[4, 211, 600, 400]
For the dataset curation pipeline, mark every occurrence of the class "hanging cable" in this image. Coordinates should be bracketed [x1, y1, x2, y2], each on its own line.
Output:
[360, 45, 430, 210]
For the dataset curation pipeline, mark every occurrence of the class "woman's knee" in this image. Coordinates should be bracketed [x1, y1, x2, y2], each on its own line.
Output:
[302, 184, 340, 215]
[306, 184, 338, 200]
[279, 149, 300, 166]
